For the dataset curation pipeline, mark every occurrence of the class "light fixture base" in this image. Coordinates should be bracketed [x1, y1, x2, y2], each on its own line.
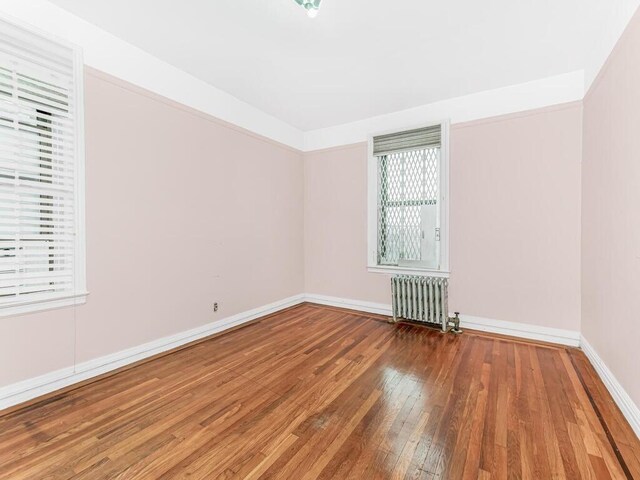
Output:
[295, 0, 322, 18]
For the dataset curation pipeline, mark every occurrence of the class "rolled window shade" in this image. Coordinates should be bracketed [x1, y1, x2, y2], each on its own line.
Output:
[373, 125, 441, 156]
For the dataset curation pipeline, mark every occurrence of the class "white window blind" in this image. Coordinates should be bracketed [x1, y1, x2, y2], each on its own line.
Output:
[0, 18, 85, 313]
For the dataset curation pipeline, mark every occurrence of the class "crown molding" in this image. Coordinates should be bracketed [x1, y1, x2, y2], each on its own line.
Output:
[583, 1, 640, 94]
[2, 1, 637, 153]
[0, 0, 306, 150]
[303, 71, 585, 151]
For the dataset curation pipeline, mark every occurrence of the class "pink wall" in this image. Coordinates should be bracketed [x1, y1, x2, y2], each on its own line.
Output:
[0, 308, 75, 386]
[0, 69, 304, 386]
[582, 8, 640, 407]
[304, 103, 583, 331]
[304, 144, 388, 304]
[450, 105, 582, 329]
[3, 40, 632, 407]
[0, 69, 585, 392]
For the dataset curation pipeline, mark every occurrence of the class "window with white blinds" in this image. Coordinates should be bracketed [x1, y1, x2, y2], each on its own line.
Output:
[367, 123, 450, 275]
[0, 18, 86, 315]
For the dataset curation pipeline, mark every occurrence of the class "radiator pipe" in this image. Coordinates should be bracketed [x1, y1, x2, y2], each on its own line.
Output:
[447, 312, 463, 334]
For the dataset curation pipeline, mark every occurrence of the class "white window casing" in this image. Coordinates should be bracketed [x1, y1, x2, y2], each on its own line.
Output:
[0, 15, 87, 316]
[367, 121, 450, 277]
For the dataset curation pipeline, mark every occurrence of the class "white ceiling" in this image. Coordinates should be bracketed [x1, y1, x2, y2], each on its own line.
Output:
[47, 0, 638, 131]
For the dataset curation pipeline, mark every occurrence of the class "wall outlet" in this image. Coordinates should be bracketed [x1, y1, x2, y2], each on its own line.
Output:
[213, 302, 219, 312]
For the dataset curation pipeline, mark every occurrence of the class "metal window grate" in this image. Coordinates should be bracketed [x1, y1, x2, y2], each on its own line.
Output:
[377, 147, 440, 265]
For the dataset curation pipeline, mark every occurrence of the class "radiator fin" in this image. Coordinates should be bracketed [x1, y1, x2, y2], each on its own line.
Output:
[391, 275, 449, 331]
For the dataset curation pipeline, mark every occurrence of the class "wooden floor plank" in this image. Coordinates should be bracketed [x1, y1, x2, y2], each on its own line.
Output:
[0, 303, 638, 479]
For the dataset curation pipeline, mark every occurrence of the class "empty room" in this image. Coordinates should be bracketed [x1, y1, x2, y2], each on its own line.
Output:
[1, 0, 640, 478]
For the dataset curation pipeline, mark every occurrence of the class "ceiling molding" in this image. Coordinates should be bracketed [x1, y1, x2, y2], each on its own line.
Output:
[303, 71, 584, 152]
[0, 1, 636, 153]
[583, 1, 640, 92]
[0, 0, 306, 150]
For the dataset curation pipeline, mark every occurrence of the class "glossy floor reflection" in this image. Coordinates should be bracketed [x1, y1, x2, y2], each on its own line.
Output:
[0, 303, 638, 479]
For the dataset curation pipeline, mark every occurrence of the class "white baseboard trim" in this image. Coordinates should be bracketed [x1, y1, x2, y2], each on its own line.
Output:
[459, 314, 581, 347]
[303, 293, 580, 347]
[580, 335, 640, 439]
[0, 294, 305, 412]
[303, 294, 392, 316]
[304, 295, 637, 439]
[0, 294, 600, 415]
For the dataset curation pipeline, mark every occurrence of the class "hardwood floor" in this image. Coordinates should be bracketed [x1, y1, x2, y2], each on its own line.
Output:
[0, 303, 639, 479]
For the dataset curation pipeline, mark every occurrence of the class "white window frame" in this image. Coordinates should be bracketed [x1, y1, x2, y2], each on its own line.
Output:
[367, 121, 450, 277]
[0, 15, 87, 317]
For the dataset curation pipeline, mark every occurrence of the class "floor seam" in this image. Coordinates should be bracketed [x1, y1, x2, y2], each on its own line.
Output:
[567, 348, 633, 480]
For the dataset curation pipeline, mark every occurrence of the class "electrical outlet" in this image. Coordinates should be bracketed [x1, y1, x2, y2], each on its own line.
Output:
[213, 302, 219, 312]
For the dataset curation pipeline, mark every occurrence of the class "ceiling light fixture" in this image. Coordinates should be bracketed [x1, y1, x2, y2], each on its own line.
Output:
[294, 0, 322, 18]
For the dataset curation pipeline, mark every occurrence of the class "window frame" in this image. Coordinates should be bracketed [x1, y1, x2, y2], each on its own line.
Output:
[0, 16, 87, 317]
[367, 120, 450, 277]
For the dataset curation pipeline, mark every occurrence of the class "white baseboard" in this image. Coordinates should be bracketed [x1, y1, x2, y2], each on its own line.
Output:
[303, 293, 580, 347]
[303, 295, 637, 439]
[303, 294, 392, 316]
[1, 292, 621, 427]
[580, 335, 640, 439]
[459, 314, 580, 347]
[0, 294, 305, 412]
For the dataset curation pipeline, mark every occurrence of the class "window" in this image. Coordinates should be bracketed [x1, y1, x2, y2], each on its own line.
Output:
[0, 18, 86, 315]
[367, 122, 449, 275]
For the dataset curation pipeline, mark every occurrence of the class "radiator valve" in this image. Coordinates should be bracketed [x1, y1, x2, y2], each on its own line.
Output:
[448, 312, 463, 334]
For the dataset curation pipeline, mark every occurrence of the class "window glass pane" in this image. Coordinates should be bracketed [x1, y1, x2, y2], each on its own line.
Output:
[377, 147, 440, 266]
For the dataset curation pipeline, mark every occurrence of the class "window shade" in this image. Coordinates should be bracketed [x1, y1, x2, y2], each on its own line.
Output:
[0, 19, 82, 307]
[373, 125, 441, 156]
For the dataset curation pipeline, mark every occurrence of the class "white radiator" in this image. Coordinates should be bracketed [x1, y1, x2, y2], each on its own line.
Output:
[391, 275, 458, 332]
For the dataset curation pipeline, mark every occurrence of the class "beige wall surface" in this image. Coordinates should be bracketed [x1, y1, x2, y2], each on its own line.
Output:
[0, 69, 305, 385]
[4, 38, 636, 413]
[0, 74, 585, 390]
[582, 9, 640, 407]
[304, 103, 583, 331]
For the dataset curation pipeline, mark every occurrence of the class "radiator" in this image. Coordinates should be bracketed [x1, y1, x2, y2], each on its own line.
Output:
[391, 275, 452, 332]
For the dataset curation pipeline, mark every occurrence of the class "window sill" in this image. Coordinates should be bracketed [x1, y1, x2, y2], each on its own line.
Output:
[0, 291, 89, 318]
[367, 266, 450, 277]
